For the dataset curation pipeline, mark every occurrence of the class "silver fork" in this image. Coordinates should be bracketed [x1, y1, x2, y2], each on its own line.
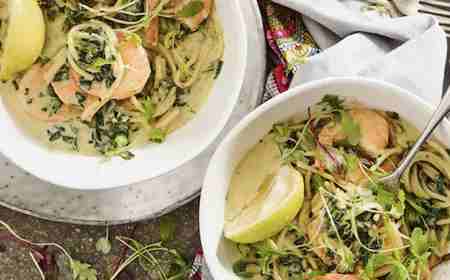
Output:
[419, 0, 450, 36]
[380, 86, 450, 187]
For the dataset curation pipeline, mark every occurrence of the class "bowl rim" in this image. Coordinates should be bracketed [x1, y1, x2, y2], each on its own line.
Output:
[0, 0, 249, 190]
[200, 76, 450, 279]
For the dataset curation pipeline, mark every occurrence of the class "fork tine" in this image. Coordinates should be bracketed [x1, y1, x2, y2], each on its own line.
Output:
[419, 3, 450, 17]
[420, 0, 450, 9]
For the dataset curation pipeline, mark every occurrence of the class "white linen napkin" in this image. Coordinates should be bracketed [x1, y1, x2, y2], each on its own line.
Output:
[277, 0, 447, 106]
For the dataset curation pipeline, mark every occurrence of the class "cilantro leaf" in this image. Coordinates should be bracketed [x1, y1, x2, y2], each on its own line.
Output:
[390, 189, 405, 218]
[95, 237, 111, 255]
[149, 128, 166, 143]
[340, 111, 361, 146]
[362, 254, 408, 280]
[319, 95, 345, 110]
[410, 228, 429, 257]
[343, 152, 359, 172]
[71, 260, 97, 280]
[142, 97, 155, 122]
[177, 1, 204, 17]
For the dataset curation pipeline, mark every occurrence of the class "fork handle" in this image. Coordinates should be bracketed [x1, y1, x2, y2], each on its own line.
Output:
[389, 88, 450, 179]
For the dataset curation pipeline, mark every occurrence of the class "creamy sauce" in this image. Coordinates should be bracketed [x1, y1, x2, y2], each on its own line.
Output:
[1, 11, 224, 156]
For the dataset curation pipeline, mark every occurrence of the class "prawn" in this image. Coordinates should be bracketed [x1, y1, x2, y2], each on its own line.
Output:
[18, 50, 75, 123]
[318, 109, 389, 157]
[51, 34, 150, 120]
[315, 274, 360, 280]
[112, 36, 151, 100]
[145, 0, 160, 47]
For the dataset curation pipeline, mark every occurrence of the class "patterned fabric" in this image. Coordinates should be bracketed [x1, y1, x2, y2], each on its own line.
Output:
[259, 0, 320, 100]
[189, 250, 204, 280]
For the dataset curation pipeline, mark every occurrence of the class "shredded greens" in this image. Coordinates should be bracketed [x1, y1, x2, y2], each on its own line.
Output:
[10, 0, 222, 159]
[231, 95, 450, 280]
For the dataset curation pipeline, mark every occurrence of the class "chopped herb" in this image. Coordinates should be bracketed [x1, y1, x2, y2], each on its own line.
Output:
[63, 6, 88, 31]
[53, 64, 70, 82]
[38, 56, 51, 65]
[319, 94, 345, 110]
[89, 101, 136, 159]
[343, 152, 359, 172]
[41, 85, 63, 116]
[114, 134, 129, 147]
[436, 175, 446, 194]
[149, 128, 166, 143]
[177, 1, 204, 17]
[47, 125, 79, 151]
[139, 96, 155, 121]
[75, 92, 86, 107]
[99, 64, 116, 88]
[410, 228, 430, 258]
[79, 78, 93, 92]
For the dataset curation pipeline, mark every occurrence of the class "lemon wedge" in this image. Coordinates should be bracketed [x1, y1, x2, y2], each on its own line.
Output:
[0, 0, 45, 80]
[225, 165, 304, 243]
[225, 134, 282, 222]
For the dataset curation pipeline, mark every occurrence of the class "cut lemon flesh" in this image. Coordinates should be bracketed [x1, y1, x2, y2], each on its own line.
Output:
[0, 0, 45, 80]
[225, 165, 304, 243]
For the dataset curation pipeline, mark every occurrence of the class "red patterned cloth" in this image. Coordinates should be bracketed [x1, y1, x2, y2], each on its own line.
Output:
[259, 0, 320, 101]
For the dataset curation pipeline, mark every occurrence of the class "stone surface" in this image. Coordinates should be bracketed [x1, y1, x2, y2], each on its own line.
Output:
[0, 199, 200, 279]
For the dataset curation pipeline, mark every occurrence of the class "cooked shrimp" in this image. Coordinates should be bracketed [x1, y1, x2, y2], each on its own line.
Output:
[51, 68, 80, 105]
[318, 122, 346, 146]
[18, 51, 75, 122]
[59, 35, 150, 102]
[145, 0, 159, 47]
[350, 109, 389, 157]
[80, 95, 104, 121]
[112, 38, 151, 100]
[316, 274, 360, 280]
[318, 109, 389, 157]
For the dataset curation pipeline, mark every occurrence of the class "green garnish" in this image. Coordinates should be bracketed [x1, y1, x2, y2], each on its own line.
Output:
[176, 1, 204, 17]
[340, 111, 361, 146]
[149, 128, 166, 143]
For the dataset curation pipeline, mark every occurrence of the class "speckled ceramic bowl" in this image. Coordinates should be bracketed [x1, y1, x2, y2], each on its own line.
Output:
[0, 0, 247, 190]
[200, 77, 450, 280]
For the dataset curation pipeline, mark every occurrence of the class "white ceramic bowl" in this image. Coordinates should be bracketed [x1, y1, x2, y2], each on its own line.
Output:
[200, 77, 450, 279]
[0, 0, 247, 190]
